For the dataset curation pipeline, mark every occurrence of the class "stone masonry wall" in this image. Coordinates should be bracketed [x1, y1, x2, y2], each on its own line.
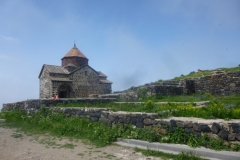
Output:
[195, 71, 240, 95]
[55, 108, 240, 142]
[39, 67, 52, 99]
[2, 98, 115, 114]
[137, 71, 240, 97]
[146, 80, 187, 96]
[151, 85, 184, 96]
[70, 66, 100, 97]
[2, 99, 240, 142]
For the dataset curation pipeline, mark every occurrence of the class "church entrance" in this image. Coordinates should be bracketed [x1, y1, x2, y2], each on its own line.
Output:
[57, 84, 72, 98]
[59, 91, 67, 98]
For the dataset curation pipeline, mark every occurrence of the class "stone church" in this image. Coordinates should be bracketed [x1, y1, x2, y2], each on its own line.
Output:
[39, 43, 112, 98]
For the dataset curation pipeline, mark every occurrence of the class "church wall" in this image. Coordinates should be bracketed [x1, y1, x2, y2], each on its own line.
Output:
[62, 57, 88, 68]
[71, 66, 100, 97]
[50, 73, 69, 78]
[99, 83, 112, 94]
[52, 81, 73, 97]
[39, 68, 52, 98]
[39, 44, 112, 98]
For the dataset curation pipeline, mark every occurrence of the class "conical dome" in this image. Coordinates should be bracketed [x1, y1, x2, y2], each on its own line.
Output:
[61, 43, 89, 68]
[63, 43, 87, 58]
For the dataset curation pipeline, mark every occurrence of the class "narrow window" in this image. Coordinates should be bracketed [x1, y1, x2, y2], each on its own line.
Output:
[85, 71, 87, 76]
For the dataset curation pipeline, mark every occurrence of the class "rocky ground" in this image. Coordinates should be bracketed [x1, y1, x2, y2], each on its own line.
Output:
[0, 121, 161, 160]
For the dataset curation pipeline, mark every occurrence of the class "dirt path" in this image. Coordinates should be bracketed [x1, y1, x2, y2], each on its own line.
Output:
[0, 121, 162, 160]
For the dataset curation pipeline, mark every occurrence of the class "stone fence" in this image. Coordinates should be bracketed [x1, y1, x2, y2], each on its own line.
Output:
[2, 99, 240, 143]
[2, 98, 115, 113]
[195, 71, 240, 95]
[115, 71, 240, 100]
[55, 108, 240, 142]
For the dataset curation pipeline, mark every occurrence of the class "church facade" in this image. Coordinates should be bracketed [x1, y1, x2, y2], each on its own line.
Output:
[39, 44, 112, 98]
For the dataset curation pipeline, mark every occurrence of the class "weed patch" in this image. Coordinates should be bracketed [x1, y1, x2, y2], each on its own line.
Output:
[134, 147, 207, 160]
[77, 153, 84, 156]
[60, 143, 76, 149]
[11, 133, 23, 139]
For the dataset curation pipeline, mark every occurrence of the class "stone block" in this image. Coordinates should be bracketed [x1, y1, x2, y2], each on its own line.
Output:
[207, 133, 220, 140]
[123, 117, 131, 123]
[136, 122, 144, 128]
[212, 122, 221, 134]
[236, 133, 240, 141]
[200, 124, 211, 132]
[99, 117, 111, 127]
[193, 123, 201, 132]
[101, 111, 109, 118]
[176, 121, 184, 128]
[93, 112, 101, 118]
[162, 120, 170, 126]
[228, 133, 236, 141]
[153, 119, 160, 125]
[136, 116, 143, 123]
[185, 128, 193, 133]
[114, 117, 119, 123]
[170, 119, 177, 127]
[143, 118, 153, 125]
[130, 118, 137, 125]
[147, 114, 157, 119]
[231, 123, 240, 133]
[218, 129, 229, 140]
[108, 114, 116, 121]
[184, 121, 193, 128]
[118, 118, 124, 123]
[141, 114, 148, 119]
[117, 114, 125, 119]
[129, 113, 137, 117]
[223, 123, 230, 131]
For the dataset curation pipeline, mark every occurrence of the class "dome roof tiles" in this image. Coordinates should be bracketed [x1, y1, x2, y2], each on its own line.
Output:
[63, 43, 87, 59]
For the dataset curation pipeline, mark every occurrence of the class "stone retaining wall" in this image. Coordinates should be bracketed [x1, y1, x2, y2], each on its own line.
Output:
[45, 108, 240, 142]
[2, 98, 115, 113]
[151, 85, 184, 96]
[153, 71, 240, 96]
[195, 71, 240, 95]
[2, 99, 240, 142]
[111, 71, 240, 100]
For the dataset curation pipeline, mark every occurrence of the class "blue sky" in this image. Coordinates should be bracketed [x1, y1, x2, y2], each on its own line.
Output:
[0, 0, 240, 108]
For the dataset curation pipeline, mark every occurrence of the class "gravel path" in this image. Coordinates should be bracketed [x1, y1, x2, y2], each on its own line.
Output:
[0, 121, 162, 160]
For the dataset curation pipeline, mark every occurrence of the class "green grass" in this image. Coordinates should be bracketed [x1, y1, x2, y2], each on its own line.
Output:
[11, 133, 23, 138]
[0, 109, 124, 147]
[77, 153, 84, 156]
[59, 143, 76, 149]
[134, 147, 207, 160]
[217, 66, 240, 72]
[53, 94, 240, 119]
[1, 109, 240, 151]
[29, 136, 63, 149]
[171, 66, 240, 80]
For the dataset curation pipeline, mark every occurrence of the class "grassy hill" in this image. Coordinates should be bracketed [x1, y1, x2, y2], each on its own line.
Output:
[165, 66, 240, 81]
